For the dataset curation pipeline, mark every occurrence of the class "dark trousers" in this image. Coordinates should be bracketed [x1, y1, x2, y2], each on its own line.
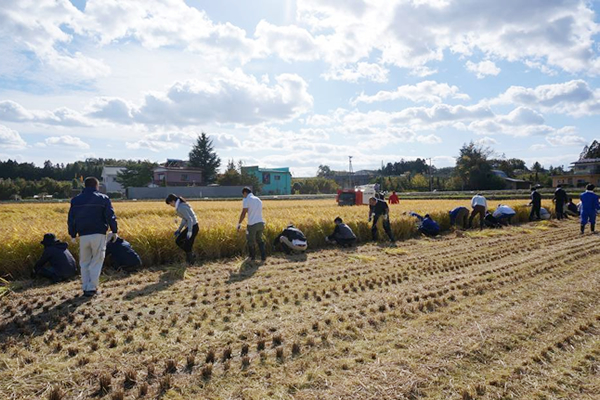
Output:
[469, 205, 486, 230]
[529, 204, 541, 221]
[372, 215, 395, 241]
[247, 222, 266, 260]
[176, 224, 199, 253]
[34, 266, 61, 283]
[329, 236, 356, 247]
[555, 203, 564, 220]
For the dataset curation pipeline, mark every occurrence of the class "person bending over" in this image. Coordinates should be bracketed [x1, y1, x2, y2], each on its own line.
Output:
[32, 233, 77, 283]
[166, 194, 199, 265]
[273, 224, 308, 254]
[409, 212, 440, 237]
[106, 236, 142, 271]
[325, 217, 357, 247]
[368, 197, 395, 242]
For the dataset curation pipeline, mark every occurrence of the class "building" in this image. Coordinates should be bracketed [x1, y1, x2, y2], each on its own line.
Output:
[101, 166, 126, 193]
[153, 166, 203, 187]
[242, 166, 291, 195]
[491, 170, 531, 190]
[552, 158, 600, 188]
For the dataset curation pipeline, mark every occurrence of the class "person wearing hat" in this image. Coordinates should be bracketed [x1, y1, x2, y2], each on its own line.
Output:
[529, 186, 542, 221]
[32, 233, 77, 283]
[106, 236, 142, 271]
[273, 224, 308, 254]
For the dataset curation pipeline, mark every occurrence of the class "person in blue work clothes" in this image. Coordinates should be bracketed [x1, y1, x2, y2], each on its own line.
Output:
[32, 233, 77, 283]
[409, 212, 440, 237]
[106, 237, 142, 271]
[449, 206, 469, 229]
[580, 184, 600, 234]
[368, 197, 395, 242]
[68, 177, 118, 297]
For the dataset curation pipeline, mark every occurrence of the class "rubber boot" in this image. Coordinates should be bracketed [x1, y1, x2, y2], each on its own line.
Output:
[258, 242, 267, 261]
[581, 224, 585, 234]
[185, 252, 196, 265]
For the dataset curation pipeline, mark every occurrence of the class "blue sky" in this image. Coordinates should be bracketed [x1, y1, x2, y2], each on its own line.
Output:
[0, 0, 599, 176]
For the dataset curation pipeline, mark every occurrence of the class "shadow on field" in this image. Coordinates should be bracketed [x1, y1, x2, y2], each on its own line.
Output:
[123, 267, 187, 300]
[0, 295, 91, 345]
[227, 259, 261, 283]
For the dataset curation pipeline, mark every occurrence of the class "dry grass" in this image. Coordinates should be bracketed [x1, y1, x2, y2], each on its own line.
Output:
[1, 219, 598, 399]
[0, 198, 543, 278]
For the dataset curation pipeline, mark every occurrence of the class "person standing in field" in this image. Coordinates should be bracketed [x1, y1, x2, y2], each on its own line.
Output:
[388, 191, 399, 205]
[553, 184, 568, 220]
[237, 187, 267, 262]
[368, 196, 395, 242]
[165, 194, 199, 265]
[68, 177, 118, 297]
[579, 184, 600, 234]
[32, 233, 77, 283]
[469, 193, 487, 230]
[325, 217, 357, 247]
[449, 206, 469, 229]
[529, 187, 542, 221]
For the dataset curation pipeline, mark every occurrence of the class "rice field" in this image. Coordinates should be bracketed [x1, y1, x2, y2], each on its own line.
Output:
[0, 199, 544, 279]
[0, 218, 598, 399]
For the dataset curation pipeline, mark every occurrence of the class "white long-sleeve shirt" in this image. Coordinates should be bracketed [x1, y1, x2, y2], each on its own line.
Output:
[471, 195, 487, 211]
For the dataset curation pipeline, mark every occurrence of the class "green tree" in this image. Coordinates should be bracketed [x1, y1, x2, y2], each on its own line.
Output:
[316, 165, 333, 178]
[579, 140, 600, 160]
[188, 133, 221, 184]
[116, 162, 156, 188]
[455, 142, 505, 190]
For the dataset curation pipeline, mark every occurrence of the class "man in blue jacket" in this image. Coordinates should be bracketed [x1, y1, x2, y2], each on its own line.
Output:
[409, 212, 440, 237]
[32, 233, 77, 283]
[68, 177, 118, 296]
[580, 184, 600, 234]
[106, 237, 142, 271]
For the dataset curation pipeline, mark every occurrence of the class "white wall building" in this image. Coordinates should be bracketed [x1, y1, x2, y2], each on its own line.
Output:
[101, 166, 126, 193]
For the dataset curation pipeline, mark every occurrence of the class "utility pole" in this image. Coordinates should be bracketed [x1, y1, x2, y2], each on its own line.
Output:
[348, 156, 354, 188]
[427, 158, 433, 192]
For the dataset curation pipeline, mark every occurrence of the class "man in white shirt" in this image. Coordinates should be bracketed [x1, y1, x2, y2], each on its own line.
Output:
[469, 193, 487, 230]
[492, 204, 516, 225]
[237, 187, 266, 262]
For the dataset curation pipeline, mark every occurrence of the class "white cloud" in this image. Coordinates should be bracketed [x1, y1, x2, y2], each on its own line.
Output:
[88, 69, 313, 126]
[530, 144, 547, 151]
[475, 136, 498, 146]
[416, 134, 443, 144]
[322, 62, 389, 83]
[492, 80, 600, 117]
[0, 100, 92, 127]
[0, 125, 27, 150]
[126, 131, 242, 153]
[254, 20, 320, 62]
[351, 80, 469, 105]
[465, 60, 501, 79]
[38, 135, 91, 149]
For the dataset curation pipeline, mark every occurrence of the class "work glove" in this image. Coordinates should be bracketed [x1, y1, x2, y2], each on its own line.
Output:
[71, 238, 77, 244]
[174, 230, 181, 237]
[107, 232, 118, 243]
[187, 230, 192, 239]
[237, 223, 242, 231]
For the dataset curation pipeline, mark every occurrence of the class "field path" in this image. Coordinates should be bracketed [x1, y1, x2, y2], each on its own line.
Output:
[1, 220, 599, 399]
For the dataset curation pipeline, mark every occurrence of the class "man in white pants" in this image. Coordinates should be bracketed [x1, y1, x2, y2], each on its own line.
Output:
[68, 177, 118, 297]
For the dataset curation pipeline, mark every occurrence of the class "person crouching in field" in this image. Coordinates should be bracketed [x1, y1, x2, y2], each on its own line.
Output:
[492, 204, 516, 226]
[32, 233, 77, 283]
[579, 184, 600, 234]
[409, 212, 440, 237]
[166, 194, 199, 265]
[68, 177, 118, 297]
[237, 187, 267, 262]
[273, 224, 307, 254]
[106, 236, 142, 271]
[449, 206, 469, 229]
[368, 196, 395, 242]
[325, 217, 357, 247]
[566, 198, 579, 217]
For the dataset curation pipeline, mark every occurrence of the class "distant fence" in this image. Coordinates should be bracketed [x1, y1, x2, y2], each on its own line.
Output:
[126, 186, 248, 200]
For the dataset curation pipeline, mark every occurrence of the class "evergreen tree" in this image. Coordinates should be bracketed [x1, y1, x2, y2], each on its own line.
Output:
[188, 133, 221, 184]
